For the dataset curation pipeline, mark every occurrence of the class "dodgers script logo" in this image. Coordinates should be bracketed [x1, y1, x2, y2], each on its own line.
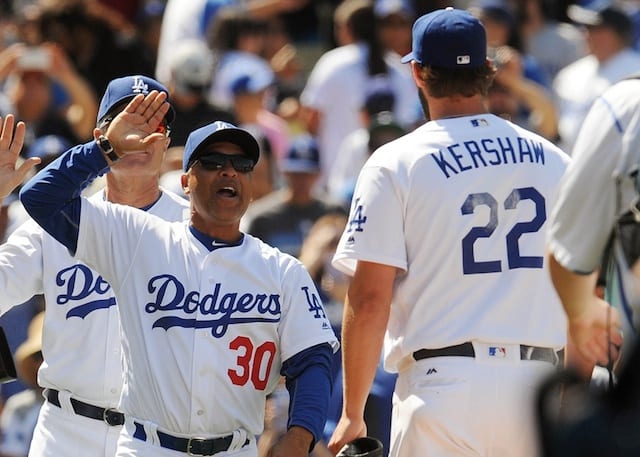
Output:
[56, 265, 115, 319]
[131, 75, 149, 94]
[145, 274, 282, 338]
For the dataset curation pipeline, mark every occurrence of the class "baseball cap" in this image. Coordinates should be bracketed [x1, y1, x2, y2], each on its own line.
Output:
[169, 39, 214, 94]
[229, 69, 275, 96]
[280, 133, 320, 174]
[97, 75, 176, 125]
[182, 121, 260, 171]
[363, 77, 396, 115]
[25, 135, 71, 160]
[567, 1, 632, 37]
[468, 0, 515, 28]
[401, 7, 487, 68]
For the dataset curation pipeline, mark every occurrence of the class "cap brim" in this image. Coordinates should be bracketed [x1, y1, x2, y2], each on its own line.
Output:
[191, 128, 260, 165]
[280, 161, 319, 173]
[566, 4, 602, 26]
[400, 52, 415, 63]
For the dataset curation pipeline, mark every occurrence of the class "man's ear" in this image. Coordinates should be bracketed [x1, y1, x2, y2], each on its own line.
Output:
[181, 173, 190, 195]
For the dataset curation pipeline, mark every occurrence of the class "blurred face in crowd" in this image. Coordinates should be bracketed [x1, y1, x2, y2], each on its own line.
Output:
[9, 70, 52, 121]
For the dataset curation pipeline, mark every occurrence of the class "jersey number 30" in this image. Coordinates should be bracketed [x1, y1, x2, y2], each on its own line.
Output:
[228, 336, 276, 390]
[461, 187, 545, 274]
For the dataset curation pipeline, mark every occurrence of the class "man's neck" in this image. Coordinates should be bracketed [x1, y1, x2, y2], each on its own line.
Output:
[428, 94, 489, 120]
[104, 175, 162, 208]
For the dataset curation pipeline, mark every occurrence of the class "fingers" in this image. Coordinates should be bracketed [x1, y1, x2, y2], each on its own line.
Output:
[0, 115, 25, 161]
[125, 90, 169, 123]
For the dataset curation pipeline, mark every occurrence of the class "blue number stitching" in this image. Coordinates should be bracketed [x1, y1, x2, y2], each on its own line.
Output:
[461, 187, 546, 274]
[504, 187, 545, 269]
[461, 193, 501, 274]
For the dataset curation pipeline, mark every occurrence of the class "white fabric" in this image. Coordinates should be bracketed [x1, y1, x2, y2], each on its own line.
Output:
[154, 0, 208, 86]
[548, 78, 640, 274]
[300, 43, 421, 189]
[553, 48, 640, 153]
[74, 200, 338, 439]
[333, 114, 570, 372]
[0, 389, 42, 457]
[391, 354, 556, 457]
[0, 189, 189, 456]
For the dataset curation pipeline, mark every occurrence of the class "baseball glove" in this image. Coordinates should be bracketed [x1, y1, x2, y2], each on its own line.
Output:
[0, 327, 16, 383]
[336, 437, 384, 457]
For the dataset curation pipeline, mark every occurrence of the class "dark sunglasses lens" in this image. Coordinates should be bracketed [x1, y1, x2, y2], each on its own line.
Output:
[198, 154, 254, 172]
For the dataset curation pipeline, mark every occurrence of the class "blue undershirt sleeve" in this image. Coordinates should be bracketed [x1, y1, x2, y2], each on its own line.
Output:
[19, 141, 110, 254]
[280, 342, 334, 450]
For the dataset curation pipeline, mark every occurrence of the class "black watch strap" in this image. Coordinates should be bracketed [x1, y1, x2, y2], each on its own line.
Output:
[97, 135, 119, 162]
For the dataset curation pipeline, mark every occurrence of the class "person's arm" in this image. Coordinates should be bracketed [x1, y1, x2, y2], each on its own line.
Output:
[268, 343, 333, 457]
[19, 90, 171, 252]
[327, 260, 396, 455]
[547, 252, 622, 368]
[44, 42, 99, 141]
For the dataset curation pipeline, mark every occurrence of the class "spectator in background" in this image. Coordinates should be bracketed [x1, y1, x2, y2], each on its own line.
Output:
[517, 0, 586, 82]
[554, 2, 640, 153]
[36, 0, 155, 96]
[166, 39, 235, 147]
[300, 0, 421, 191]
[242, 133, 345, 258]
[328, 77, 407, 206]
[374, 0, 415, 59]
[154, 0, 211, 86]
[228, 67, 290, 163]
[468, 0, 551, 87]
[206, 7, 275, 111]
[487, 44, 559, 141]
[0, 311, 44, 457]
[0, 42, 98, 146]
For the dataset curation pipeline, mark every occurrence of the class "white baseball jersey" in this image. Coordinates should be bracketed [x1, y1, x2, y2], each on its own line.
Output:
[333, 113, 570, 372]
[73, 200, 338, 437]
[0, 189, 189, 455]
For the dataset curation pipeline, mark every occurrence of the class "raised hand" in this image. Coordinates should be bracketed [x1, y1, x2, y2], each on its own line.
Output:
[98, 90, 171, 157]
[0, 115, 39, 200]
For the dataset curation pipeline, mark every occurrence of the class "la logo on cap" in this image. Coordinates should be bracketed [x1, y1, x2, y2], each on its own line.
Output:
[131, 76, 149, 94]
[457, 55, 471, 65]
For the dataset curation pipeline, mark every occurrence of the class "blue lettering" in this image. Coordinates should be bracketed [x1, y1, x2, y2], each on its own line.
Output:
[448, 144, 472, 172]
[431, 150, 458, 178]
[464, 140, 488, 168]
[481, 138, 501, 165]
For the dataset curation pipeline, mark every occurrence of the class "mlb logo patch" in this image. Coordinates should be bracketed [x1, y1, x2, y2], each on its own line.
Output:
[457, 55, 471, 65]
[471, 118, 489, 127]
[489, 346, 507, 358]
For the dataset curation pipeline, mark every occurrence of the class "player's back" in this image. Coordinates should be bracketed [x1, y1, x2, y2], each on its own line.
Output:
[338, 113, 570, 370]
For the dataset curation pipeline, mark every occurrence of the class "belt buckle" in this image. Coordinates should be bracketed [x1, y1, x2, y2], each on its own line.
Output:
[102, 408, 122, 426]
[187, 436, 210, 456]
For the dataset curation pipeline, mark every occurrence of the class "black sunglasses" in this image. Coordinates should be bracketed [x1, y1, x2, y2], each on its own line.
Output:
[195, 153, 255, 173]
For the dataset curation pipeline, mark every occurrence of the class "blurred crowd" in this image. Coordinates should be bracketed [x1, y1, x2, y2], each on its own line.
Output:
[1, 0, 640, 455]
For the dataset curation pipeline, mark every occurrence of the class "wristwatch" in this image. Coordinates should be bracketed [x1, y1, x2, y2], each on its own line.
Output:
[96, 135, 119, 163]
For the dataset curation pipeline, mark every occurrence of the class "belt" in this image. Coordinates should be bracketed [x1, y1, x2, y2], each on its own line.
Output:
[133, 421, 250, 456]
[413, 342, 563, 365]
[44, 388, 125, 426]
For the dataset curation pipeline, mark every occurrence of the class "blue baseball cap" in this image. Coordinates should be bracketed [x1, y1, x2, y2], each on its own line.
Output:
[401, 7, 487, 69]
[280, 134, 320, 173]
[97, 75, 176, 125]
[182, 121, 260, 171]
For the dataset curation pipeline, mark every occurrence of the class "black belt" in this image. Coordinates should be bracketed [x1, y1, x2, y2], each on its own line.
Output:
[133, 421, 250, 456]
[413, 342, 563, 365]
[44, 388, 125, 426]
